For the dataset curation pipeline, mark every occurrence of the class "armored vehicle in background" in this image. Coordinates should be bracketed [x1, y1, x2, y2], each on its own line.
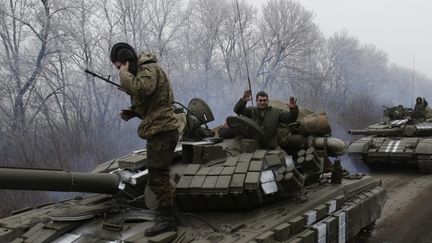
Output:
[0, 99, 386, 243]
[348, 105, 432, 173]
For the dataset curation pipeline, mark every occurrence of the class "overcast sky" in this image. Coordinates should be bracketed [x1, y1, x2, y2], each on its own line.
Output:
[252, 0, 432, 78]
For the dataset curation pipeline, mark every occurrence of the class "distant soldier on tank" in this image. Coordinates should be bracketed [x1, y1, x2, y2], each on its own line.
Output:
[414, 97, 428, 113]
[110, 43, 179, 236]
[386, 105, 406, 120]
[234, 90, 298, 149]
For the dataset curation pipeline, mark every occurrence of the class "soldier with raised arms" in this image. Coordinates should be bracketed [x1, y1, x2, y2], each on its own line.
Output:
[414, 96, 429, 113]
[234, 90, 299, 149]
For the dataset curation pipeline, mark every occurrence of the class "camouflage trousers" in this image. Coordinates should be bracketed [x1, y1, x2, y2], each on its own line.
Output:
[146, 130, 179, 209]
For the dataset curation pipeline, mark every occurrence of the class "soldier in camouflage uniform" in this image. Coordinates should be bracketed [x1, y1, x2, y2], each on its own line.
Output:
[110, 43, 179, 236]
[414, 97, 428, 113]
[234, 90, 298, 149]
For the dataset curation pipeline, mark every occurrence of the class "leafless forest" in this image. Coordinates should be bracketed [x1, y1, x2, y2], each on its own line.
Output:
[0, 0, 431, 216]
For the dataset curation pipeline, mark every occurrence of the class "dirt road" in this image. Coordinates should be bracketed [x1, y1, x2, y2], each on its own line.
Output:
[362, 165, 432, 243]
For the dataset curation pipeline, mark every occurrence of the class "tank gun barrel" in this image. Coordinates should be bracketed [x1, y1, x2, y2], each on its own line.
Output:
[0, 167, 120, 194]
[348, 128, 401, 135]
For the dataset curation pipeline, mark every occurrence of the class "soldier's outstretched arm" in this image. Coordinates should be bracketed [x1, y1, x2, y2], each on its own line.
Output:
[234, 98, 247, 115]
[234, 90, 253, 116]
[280, 106, 299, 123]
[280, 97, 299, 123]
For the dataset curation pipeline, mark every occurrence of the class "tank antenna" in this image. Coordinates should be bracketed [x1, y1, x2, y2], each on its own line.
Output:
[235, 0, 253, 106]
[411, 52, 415, 107]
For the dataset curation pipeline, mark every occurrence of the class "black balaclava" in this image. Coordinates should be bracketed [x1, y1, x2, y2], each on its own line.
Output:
[110, 42, 139, 75]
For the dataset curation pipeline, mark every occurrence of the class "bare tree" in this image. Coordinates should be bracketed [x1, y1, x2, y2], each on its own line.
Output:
[217, 0, 256, 84]
[0, 0, 52, 131]
[146, 0, 186, 60]
[255, 0, 320, 90]
[112, 0, 151, 50]
[187, 0, 225, 72]
[316, 30, 360, 110]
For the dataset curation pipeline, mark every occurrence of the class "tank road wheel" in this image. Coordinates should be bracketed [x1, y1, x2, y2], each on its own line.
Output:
[349, 221, 376, 243]
[350, 153, 374, 170]
[362, 220, 376, 234]
[350, 154, 365, 164]
[418, 158, 432, 174]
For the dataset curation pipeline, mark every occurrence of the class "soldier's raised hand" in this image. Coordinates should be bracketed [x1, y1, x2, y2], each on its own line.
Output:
[287, 96, 297, 109]
[119, 61, 129, 72]
[242, 90, 252, 102]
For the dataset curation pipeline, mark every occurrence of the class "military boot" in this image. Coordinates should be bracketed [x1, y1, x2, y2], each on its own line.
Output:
[145, 207, 177, 237]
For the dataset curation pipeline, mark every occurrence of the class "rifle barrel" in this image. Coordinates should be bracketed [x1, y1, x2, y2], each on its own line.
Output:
[84, 69, 126, 92]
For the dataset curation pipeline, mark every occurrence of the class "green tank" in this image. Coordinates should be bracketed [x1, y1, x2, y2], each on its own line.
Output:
[348, 105, 432, 173]
[0, 99, 386, 243]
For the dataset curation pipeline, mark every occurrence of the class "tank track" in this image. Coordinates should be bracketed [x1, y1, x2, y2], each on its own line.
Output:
[349, 153, 374, 172]
[350, 154, 365, 164]
[417, 156, 432, 174]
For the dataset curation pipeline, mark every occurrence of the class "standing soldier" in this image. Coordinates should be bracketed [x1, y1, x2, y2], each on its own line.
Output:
[110, 43, 179, 236]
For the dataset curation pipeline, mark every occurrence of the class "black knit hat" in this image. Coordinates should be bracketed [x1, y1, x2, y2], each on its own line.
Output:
[110, 42, 138, 63]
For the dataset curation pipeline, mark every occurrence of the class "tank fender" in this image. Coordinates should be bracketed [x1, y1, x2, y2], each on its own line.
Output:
[347, 137, 373, 154]
[415, 139, 432, 154]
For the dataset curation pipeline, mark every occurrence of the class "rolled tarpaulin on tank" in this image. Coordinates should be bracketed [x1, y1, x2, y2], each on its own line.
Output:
[282, 135, 347, 156]
[313, 137, 347, 156]
[0, 167, 120, 194]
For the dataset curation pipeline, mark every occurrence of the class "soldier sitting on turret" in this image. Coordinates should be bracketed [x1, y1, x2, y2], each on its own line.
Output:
[234, 90, 298, 149]
[414, 97, 428, 113]
[386, 105, 406, 120]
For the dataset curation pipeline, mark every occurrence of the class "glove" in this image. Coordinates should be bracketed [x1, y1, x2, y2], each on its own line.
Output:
[120, 109, 138, 121]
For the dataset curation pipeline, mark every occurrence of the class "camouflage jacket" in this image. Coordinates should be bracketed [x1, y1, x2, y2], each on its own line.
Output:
[414, 101, 428, 113]
[119, 53, 179, 139]
[234, 99, 298, 149]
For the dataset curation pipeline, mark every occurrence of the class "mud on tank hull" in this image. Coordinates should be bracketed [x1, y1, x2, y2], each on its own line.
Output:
[348, 135, 432, 173]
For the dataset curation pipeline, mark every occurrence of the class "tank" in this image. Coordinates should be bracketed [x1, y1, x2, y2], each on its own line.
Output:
[348, 105, 432, 173]
[0, 98, 386, 243]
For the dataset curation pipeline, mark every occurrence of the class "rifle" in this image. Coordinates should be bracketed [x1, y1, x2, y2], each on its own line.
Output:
[84, 69, 128, 94]
[85, 69, 142, 120]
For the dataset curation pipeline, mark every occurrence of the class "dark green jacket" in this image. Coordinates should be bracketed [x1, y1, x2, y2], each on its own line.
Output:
[119, 53, 179, 139]
[234, 99, 298, 149]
